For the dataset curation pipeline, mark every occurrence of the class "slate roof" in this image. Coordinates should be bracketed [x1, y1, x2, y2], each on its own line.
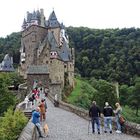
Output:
[58, 41, 71, 62]
[47, 31, 71, 61]
[0, 54, 14, 72]
[47, 11, 60, 28]
[27, 65, 49, 74]
[47, 32, 58, 51]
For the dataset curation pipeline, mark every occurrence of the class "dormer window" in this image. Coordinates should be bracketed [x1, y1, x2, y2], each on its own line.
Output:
[50, 51, 57, 59]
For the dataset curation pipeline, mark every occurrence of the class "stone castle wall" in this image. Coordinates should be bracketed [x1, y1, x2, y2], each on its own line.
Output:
[49, 59, 64, 87]
[27, 73, 49, 91]
[22, 25, 48, 77]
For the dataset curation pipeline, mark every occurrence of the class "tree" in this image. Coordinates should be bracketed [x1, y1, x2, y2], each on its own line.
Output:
[90, 79, 118, 109]
[119, 84, 129, 106]
[0, 73, 16, 115]
[128, 79, 140, 116]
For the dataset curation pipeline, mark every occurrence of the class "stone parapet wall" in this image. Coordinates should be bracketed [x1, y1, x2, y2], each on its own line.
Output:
[18, 120, 37, 140]
[49, 82, 62, 100]
[48, 93, 140, 138]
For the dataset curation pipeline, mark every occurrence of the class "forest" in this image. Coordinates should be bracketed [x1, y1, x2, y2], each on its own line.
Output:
[67, 27, 140, 86]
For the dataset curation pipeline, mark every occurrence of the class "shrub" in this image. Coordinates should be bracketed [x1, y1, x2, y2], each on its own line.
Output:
[0, 108, 28, 140]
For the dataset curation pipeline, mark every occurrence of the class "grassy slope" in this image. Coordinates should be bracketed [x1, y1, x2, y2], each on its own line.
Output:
[66, 78, 140, 124]
[122, 106, 140, 124]
[66, 78, 82, 103]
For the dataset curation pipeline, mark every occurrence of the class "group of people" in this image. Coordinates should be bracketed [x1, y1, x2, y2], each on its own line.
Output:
[89, 101, 123, 134]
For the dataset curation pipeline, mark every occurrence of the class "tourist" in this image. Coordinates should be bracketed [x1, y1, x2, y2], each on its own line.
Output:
[89, 101, 101, 134]
[32, 107, 44, 138]
[24, 96, 29, 109]
[103, 102, 113, 133]
[38, 99, 46, 122]
[114, 102, 122, 133]
[54, 94, 59, 107]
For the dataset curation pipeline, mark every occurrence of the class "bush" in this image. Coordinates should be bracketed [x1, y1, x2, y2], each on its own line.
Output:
[0, 108, 28, 140]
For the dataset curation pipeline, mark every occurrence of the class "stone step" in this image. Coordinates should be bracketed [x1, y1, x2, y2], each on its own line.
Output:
[24, 111, 32, 119]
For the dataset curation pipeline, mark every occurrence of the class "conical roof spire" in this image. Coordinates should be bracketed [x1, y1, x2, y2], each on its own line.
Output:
[48, 10, 57, 20]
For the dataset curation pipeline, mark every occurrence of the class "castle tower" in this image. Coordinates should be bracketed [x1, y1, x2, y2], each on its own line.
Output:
[47, 10, 61, 45]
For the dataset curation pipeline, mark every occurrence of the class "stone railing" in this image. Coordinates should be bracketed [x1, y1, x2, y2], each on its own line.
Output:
[48, 93, 140, 137]
[17, 88, 37, 140]
[18, 120, 37, 140]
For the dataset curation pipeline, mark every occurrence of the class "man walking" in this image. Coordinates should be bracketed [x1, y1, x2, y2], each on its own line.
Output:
[89, 101, 101, 134]
[103, 102, 113, 133]
[32, 107, 45, 138]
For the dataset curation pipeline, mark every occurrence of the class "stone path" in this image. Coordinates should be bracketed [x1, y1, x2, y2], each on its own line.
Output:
[39, 97, 139, 140]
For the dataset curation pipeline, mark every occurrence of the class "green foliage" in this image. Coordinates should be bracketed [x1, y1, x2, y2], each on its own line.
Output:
[0, 32, 21, 64]
[67, 27, 140, 85]
[128, 78, 140, 116]
[89, 78, 118, 109]
[119, 84, 129, 106]
[0, 73, 16, 115]
[0, 72, 23, 115]
[122, 106, 140, 123]
[0, 108, 28, 140]
[67, 78, 117, 109]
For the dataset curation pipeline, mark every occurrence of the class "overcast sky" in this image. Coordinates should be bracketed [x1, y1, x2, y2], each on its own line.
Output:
[0, 0, 140, 37]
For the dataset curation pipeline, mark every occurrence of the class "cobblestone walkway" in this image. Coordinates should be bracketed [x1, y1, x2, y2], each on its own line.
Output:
[39, 98, 139, 140]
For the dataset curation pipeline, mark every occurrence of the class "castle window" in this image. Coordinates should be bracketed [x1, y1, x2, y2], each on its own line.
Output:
[51, 52, 53, 55]
[50, 61, 52, 63]
[46, 61, 48, 64]
[64, 65, 67, 68]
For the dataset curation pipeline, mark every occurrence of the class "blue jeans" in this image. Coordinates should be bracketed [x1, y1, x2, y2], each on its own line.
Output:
[104, 117, 112, 131]
[91, 117, 100, 132]
[116, 116, 121, 131]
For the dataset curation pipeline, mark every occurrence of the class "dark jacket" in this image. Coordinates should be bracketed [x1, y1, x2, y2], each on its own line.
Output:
[89, 105, 101, 117]
[103, 106, 113, 117]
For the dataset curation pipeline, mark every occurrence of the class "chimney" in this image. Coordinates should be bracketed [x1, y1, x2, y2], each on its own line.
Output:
[40, 9, 45, 27]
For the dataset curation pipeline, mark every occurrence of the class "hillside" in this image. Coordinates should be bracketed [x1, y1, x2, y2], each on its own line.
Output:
[67, 27, 140, 86]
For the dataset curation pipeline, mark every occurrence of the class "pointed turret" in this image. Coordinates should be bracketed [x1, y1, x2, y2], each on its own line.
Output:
[0, 54, 14, 72]
[22, 18, 27, 30]
[47, 10, 60, 28]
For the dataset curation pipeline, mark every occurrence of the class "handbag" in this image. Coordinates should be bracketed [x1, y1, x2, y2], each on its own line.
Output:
[119, 115, 125, 124]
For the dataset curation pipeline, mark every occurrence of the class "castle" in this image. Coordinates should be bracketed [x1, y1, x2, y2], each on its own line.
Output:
[19, 9, 75, 89]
